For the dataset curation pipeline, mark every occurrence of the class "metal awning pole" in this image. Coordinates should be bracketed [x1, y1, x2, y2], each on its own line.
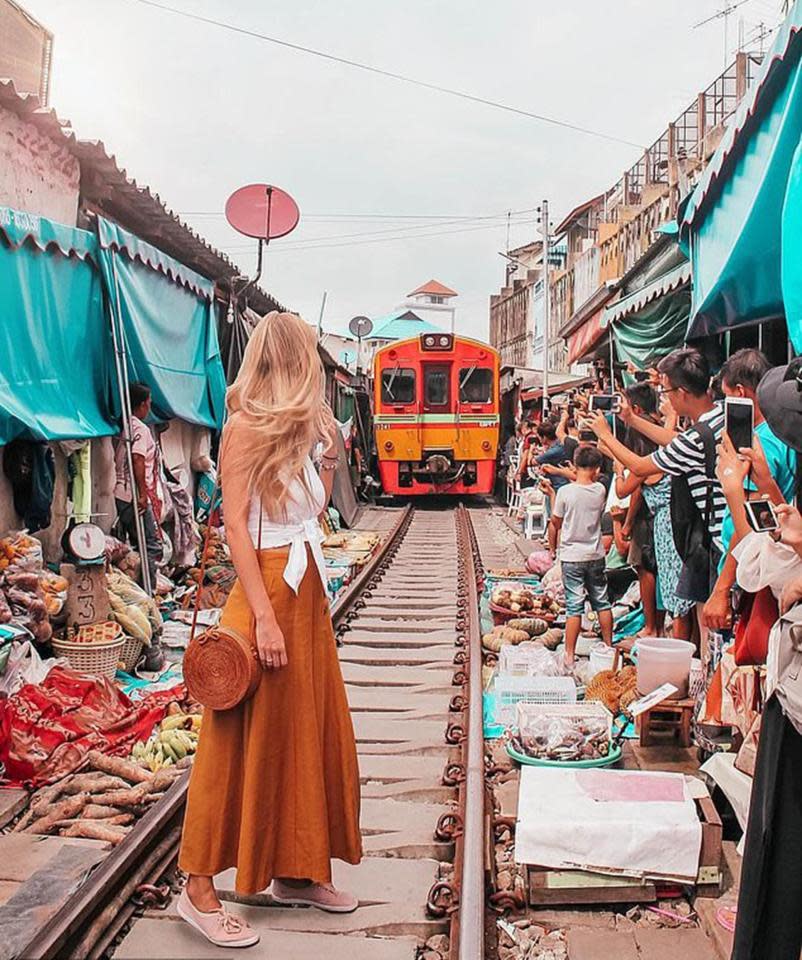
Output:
[108, 250, 153, 597]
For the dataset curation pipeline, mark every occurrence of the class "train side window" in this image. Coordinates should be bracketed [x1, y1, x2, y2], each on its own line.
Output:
[459, 367, 493, 404]
[381, 367, 416, 404]
[424, 367, 450, 407]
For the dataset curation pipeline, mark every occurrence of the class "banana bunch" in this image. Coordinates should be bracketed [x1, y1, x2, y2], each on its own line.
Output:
[131, 712, 202, 772]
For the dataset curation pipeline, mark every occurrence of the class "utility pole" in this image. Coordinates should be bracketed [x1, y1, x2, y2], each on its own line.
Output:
[316, 290, 328, 338]
[538, 200, 550, 419]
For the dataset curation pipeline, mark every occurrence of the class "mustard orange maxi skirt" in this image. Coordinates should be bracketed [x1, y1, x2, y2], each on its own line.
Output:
[179, 546, 362, 894]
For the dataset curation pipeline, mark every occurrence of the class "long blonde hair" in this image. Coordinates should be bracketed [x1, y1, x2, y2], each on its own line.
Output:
[226, 311, 334, 515]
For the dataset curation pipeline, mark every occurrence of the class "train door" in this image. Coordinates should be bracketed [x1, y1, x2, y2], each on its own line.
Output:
[422, 364, 451, 413]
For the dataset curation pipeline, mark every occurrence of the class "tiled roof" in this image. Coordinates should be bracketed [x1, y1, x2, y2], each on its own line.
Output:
[407, 279, 458, 298]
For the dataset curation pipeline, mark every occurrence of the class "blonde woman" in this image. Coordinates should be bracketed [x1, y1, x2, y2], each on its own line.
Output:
[177, 313, 362, 948]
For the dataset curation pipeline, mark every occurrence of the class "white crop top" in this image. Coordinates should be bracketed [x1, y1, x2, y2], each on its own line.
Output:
[247, 457, 327, 594]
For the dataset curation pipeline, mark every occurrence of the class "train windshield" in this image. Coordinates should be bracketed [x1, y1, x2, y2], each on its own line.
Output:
[459, 367, 493, 404]
[381, 366, 416, 404]
[424, 366, 450, 407]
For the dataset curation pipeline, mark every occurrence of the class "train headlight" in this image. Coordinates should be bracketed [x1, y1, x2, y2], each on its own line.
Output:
[384, 440, 394, 452]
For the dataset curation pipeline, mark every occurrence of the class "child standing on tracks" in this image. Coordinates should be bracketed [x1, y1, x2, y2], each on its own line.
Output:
[548, 445, 613, 666]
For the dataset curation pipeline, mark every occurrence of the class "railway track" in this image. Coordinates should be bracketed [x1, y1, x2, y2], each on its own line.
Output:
[19, 503, 490, 960]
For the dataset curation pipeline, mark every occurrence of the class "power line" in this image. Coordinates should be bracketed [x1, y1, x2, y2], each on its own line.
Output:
[180, 211, 528, 220]
[127, 0, 644, 149]
[219, 218, 531, 254]
[216, 208, 536, 246]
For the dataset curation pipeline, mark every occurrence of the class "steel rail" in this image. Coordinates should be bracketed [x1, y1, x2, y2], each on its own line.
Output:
[453, 504, 485, 960]
[19, 503, 415, 960]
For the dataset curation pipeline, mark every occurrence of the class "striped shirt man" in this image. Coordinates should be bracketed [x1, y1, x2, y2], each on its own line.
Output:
[651, 404, 727, 549]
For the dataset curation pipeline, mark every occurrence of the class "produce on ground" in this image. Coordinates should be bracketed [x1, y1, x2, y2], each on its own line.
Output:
[506, 618, 550, 637]
[483, 626, 530, 652]
[130, 708, 202, 771]
[0, 532, 52, 642]
[491, 586, 560, 617]
[510, 703, 611, 762]
[584, 666, 638, 715]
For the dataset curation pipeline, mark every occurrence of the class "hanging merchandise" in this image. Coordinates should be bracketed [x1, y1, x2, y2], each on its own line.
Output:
[2, 439, 55, 533]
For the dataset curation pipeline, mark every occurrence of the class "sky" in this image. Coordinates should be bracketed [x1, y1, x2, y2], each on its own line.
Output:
[23, 0, 786, 342]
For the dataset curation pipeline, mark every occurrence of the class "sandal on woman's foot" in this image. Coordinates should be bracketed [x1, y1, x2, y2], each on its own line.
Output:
[176, 888, 260, 947]
[271, 880, 359, 913]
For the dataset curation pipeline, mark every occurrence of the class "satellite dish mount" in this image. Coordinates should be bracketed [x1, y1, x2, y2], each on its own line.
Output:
[348, 316, 373, 374]
[224, 183, 300, 312]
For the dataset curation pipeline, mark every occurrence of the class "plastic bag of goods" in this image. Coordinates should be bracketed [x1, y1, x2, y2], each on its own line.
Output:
[526, 550, 554, 577]
[511, 701, 612, 761]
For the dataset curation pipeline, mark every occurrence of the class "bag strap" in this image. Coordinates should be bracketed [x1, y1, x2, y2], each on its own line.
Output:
[189, 474, 263, 644]
[696, 420, 717, 529]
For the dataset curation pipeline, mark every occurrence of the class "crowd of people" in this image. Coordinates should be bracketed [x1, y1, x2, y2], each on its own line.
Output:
[504, 345, 802, 958]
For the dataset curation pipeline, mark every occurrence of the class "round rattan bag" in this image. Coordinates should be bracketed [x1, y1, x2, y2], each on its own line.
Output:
[184, 625, 261, 711]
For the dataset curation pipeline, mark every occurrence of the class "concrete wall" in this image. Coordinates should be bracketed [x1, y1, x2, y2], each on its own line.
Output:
[0, 104, 79, 223]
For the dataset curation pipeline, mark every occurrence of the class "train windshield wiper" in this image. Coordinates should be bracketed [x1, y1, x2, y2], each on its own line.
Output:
[386, 363, 401, 400]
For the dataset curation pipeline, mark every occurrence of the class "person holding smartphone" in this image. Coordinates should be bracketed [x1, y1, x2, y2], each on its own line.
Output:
[703, 350, 796, 633]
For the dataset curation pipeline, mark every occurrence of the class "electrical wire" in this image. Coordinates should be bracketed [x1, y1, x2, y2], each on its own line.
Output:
[214, 208, 536, 245]
[126, 0, 644, 149]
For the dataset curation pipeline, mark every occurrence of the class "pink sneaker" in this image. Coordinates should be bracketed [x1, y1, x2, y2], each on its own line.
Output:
[270, 879, 359, 913]
[176, 888, 260, 948]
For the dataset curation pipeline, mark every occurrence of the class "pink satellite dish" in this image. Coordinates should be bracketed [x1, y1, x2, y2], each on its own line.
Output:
[224, 184, 300, 240]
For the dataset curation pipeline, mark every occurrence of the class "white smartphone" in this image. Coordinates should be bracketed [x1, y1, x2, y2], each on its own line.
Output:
[745, 499, 779, 533]
[725, 396, 754, 453]
[589, 393, 622, 414]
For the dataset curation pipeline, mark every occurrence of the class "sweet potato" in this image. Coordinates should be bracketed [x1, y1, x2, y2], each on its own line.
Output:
[86, 750, 151, 785]
[60, 821, 130, 845]
[61, 773, 129, 796]
[90, 783, 153, 808]
[81, 804, 125, 820]
[23, 794, 89, 834]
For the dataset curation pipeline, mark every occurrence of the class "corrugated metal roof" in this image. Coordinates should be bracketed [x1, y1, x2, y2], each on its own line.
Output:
[0, 77, 284, 314]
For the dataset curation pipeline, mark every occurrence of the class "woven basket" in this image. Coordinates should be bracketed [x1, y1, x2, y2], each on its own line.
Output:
[52, 634, 126, 680]
[121, 636, 145, 673]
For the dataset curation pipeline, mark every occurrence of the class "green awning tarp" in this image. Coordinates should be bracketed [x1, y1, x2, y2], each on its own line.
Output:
[680, 3, 802, 346]
[97, 218, 227, 429]
[605, 262, 691, 371]
[0, 207, 116, 445]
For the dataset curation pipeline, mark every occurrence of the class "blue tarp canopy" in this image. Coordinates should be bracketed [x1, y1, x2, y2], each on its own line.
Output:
[98, 217, 227, 429]
[0, 206, 116, 445]
[680, 2, 802, 350]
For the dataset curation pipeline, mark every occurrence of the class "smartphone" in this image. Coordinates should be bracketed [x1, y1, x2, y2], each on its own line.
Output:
[589, 393, 622, 413]
[579, 429, 597, 443]
[725, 396, 754, 452]
[633, 370, 650, 383]
[745, 499, 779, 533]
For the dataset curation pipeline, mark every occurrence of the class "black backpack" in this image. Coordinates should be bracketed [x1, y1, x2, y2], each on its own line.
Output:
[670, 421, 716, 576]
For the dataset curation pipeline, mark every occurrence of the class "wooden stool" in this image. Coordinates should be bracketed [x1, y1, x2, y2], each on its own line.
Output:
[638, 697, 695, 747]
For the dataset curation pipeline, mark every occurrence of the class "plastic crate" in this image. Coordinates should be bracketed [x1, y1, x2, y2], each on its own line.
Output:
[498, 642, 560, 678]
[494, 674, 577, 726]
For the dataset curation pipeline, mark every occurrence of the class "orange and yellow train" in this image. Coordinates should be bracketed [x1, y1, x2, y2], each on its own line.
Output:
[373, 332, 500, 495]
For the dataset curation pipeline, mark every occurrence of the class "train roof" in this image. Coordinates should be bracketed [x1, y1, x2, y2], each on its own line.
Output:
[374, 333, 499, 359]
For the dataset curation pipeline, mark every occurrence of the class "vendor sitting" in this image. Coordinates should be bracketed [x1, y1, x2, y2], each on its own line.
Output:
[114, 382, 164, 671]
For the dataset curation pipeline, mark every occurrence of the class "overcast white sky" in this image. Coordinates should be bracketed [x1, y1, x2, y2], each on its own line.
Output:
[24, 0, 785, 341]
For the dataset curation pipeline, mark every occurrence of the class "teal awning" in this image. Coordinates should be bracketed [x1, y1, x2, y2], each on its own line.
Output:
[98, 218, 226, 429]
[681, 3, 802, 348]
[606, 263, 691, 371]
[0, 207, 116, 445]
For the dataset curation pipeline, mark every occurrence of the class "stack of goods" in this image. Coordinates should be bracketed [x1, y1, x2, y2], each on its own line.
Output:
[130, 705, 201, 771]
[585, 666, 639, 715]
[105, 535, 142, 582]
[107, 569, 161, 652]
[509, 701, 612, 762]
[490, 584, 561, 622]
[0, 532, 66, 643]
[180, 525, 235, 611]
[13, 749, 188, 845]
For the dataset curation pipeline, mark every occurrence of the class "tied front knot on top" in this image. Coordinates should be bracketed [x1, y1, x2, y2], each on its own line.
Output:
[246, 457, 328, 594]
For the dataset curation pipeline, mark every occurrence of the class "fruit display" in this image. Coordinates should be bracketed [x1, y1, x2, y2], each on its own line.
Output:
[107, 569, 161, 645]
[0, 532, 52, 642]
[505, 617, 550, 637]
[130, 708, 202, 771]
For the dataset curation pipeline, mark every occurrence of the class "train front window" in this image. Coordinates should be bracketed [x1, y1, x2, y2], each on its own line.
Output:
[459, 367, 493, 404]
[424, 366, 450, 407]
[381, 367, 415, 404]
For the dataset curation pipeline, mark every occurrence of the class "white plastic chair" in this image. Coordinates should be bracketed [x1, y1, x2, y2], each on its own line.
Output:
[524, 503, 546, 539]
